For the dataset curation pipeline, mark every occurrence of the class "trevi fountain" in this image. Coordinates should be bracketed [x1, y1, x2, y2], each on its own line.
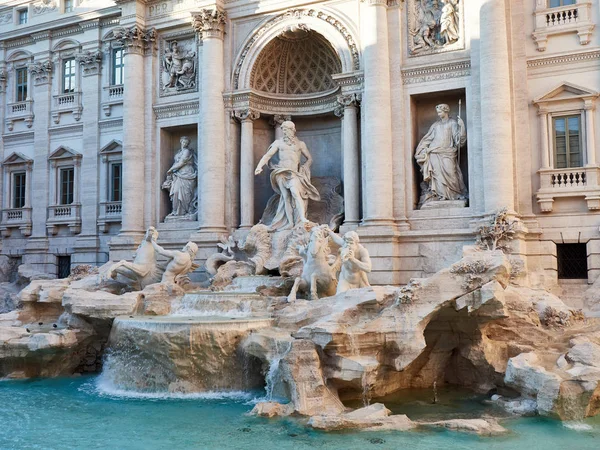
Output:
[1, 0, 600, 449]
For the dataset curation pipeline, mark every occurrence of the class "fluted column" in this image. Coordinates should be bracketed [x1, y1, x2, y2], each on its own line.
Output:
[234, 108, 260, 229]
[360, 0, 394, 225]
[480, 0, 515, 212]
[113, 25, 155, 237]
[335, 94, 361, 226]
[192, 8, 227, 233]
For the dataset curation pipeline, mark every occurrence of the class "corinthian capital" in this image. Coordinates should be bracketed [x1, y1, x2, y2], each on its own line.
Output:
[337, 93, 361, 108]
[190, 8, 227, 40]
[75, 51, 103, 76]
[234, 108, 260, 122]
[112, 25, 157, 55]
[28, 60, 54, 85]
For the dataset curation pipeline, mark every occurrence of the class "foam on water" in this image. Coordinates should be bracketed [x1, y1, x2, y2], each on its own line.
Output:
[563, 421, 594, 432]
[86, 377, 257, 402]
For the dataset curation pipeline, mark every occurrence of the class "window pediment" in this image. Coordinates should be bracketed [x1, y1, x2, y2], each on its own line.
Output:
[534, 82, 599, 104]
[3, 152, 33, 166]
[48, 146, 81, 161]
[99, 139, 123, 155]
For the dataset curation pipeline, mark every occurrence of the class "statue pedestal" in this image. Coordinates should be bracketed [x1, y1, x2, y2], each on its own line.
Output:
[420, 200, 467, 210]
[164, 214, 198, 223]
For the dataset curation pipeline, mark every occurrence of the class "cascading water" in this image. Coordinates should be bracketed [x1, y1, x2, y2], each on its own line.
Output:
[265, 341, 292, 401]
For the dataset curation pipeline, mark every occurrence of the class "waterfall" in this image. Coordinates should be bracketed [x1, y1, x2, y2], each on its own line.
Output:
[265, 341, 292, 401]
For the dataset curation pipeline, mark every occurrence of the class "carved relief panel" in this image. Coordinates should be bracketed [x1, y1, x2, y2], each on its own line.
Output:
[407, 0, 465, 57]
[159, 33, 198, 97]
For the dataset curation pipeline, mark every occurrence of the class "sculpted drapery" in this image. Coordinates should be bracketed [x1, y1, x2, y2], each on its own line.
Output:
[163, 136, 198, 219]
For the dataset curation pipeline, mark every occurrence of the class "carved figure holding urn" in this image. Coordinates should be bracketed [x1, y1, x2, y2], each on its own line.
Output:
[255, 121, 320, 231]
[327, 228, 372, 294]
[162, 136, 198, 220]
[415, 104, 467, 207]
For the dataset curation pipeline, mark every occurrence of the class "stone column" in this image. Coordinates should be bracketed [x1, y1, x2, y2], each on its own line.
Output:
[479, 0, 515, 212]
[74, 49, 103, 264]
[359, 0, 394, 226]
[585, 101, 596, 166]
[335, 94, 361, 227]
[113, 25, 155, 239]
[538, 110, 550, 169]
[191, 8, 227, 233]
[234, 108, 260, 229]
[0, 64, 6, 219]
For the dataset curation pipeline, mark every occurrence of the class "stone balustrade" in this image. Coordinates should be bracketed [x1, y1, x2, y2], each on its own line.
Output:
[6, 99, 34, 130]
[52, 91, 83, 123]
[537, 166, 600, 212]
[0, 207, 32, 237]
[532, 1, 593, 51]
[102, 85, 124, 117]
[46, 203, 81, 234]
[97, 201, 122, 233]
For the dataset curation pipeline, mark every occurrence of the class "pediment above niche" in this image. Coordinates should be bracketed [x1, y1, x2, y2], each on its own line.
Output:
[48, 146, 82, 161]
[99, 139, 123, 154]
[3, 152, 33, 166]
[534, 82, 599, 104]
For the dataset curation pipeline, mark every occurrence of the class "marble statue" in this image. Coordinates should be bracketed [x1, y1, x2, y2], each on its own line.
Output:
[151, 240, 200, 285]
[287, 224, 337, 302]
[163, 41, 196, 91]
[104, 227, 162, 289]
[162, 136, 198, 220]
[415, 104, 467, 207]
[205, 235, 236, 277]
[440, 0, 460, 45]
[327, 228, 372, 294]
[255, 121, 320, 231]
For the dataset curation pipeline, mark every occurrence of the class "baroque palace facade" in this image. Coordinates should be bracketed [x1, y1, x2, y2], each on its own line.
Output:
[0, 0, 598, 287]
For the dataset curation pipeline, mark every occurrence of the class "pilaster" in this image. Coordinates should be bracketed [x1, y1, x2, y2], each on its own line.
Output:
[234, 108, 260, 229]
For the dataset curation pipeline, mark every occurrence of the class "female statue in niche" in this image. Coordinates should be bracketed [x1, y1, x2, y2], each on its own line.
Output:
[162, 136, 198, 220]
[415, 103, 467, 207]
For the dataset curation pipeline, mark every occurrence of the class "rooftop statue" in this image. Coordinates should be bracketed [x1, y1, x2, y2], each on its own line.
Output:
[327, 228, 372, 294]
[162, 136, 198, 221]
[255, 121, 320, 231]
[415, 103, 467, 207]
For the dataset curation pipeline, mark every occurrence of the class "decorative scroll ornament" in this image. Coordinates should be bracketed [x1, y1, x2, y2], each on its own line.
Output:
[0, 12, 13, 24]
[28, 60, 54, 85]
[0, 69, 7, 94]
[112, 26, 157, 55]
[334, 93, 361, 117]
[234, 108, 260, 122]
[190, 8, 227, 40]
[407, 0, 464, 57]
[32, 0, 57, 15]
[75, 51, 102, 76]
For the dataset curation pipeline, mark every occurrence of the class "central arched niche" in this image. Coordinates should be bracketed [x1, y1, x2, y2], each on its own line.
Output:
[248, 28, 344, 224]
[250, 28, 342, 96]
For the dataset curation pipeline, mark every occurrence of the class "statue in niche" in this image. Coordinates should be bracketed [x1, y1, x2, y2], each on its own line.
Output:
[162, 136, 198, 221]
[255, 121, 321, 231]
[162, 41, 196, 92]
[409, 0, 462, 55]
[151, 240, 200, 286]
[415, 104, 467, 207]
[327, 228, 372, 294]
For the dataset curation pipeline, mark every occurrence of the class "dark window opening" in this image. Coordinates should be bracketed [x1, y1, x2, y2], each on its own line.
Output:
[62, 58, 76, 93]
[60, 167, 74, 205]
[112, 48, 124, 85]
[57, 255, 71, 279]
[12, 172, 26, 209]
[110, 162, 122, 202]
[557, 243, 588, 279]
[15, 67, 28, 102]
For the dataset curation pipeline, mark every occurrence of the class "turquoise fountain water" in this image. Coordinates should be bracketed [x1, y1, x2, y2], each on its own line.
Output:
[2, 376, 600, 450]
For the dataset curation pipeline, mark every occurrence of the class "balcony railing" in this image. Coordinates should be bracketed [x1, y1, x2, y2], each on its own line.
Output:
[0, 207, 32, 237]
[102, 85, 124, 117]
[52, 91, 82, 124]
[6, 99, 34, 130]
[46, 203, 81, 234]
[537, 166, 600, 212]
[97, 201, 122, 232]
[532, 2, 593, 51]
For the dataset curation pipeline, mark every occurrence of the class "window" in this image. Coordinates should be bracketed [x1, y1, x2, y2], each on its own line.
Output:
[17, 9, 27, 25]
[557, 243, 588, 279]
[549, 0, 576, 7]
[12, 172, 26, 209]
[553, 115, 582, 169]
[59, 167, 75, 205]
[15, 67, 27, 102]
[64, 0, 74, 13]
[112, 48, 124, 85]
[110, 162, 122, 202]
[57, 255, 71, 279]
[62, 58, 76, 93]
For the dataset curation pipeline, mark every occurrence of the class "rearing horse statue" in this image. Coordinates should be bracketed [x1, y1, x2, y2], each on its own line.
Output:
[102, 227, 163, 290]
[287, 224, 337, 302]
